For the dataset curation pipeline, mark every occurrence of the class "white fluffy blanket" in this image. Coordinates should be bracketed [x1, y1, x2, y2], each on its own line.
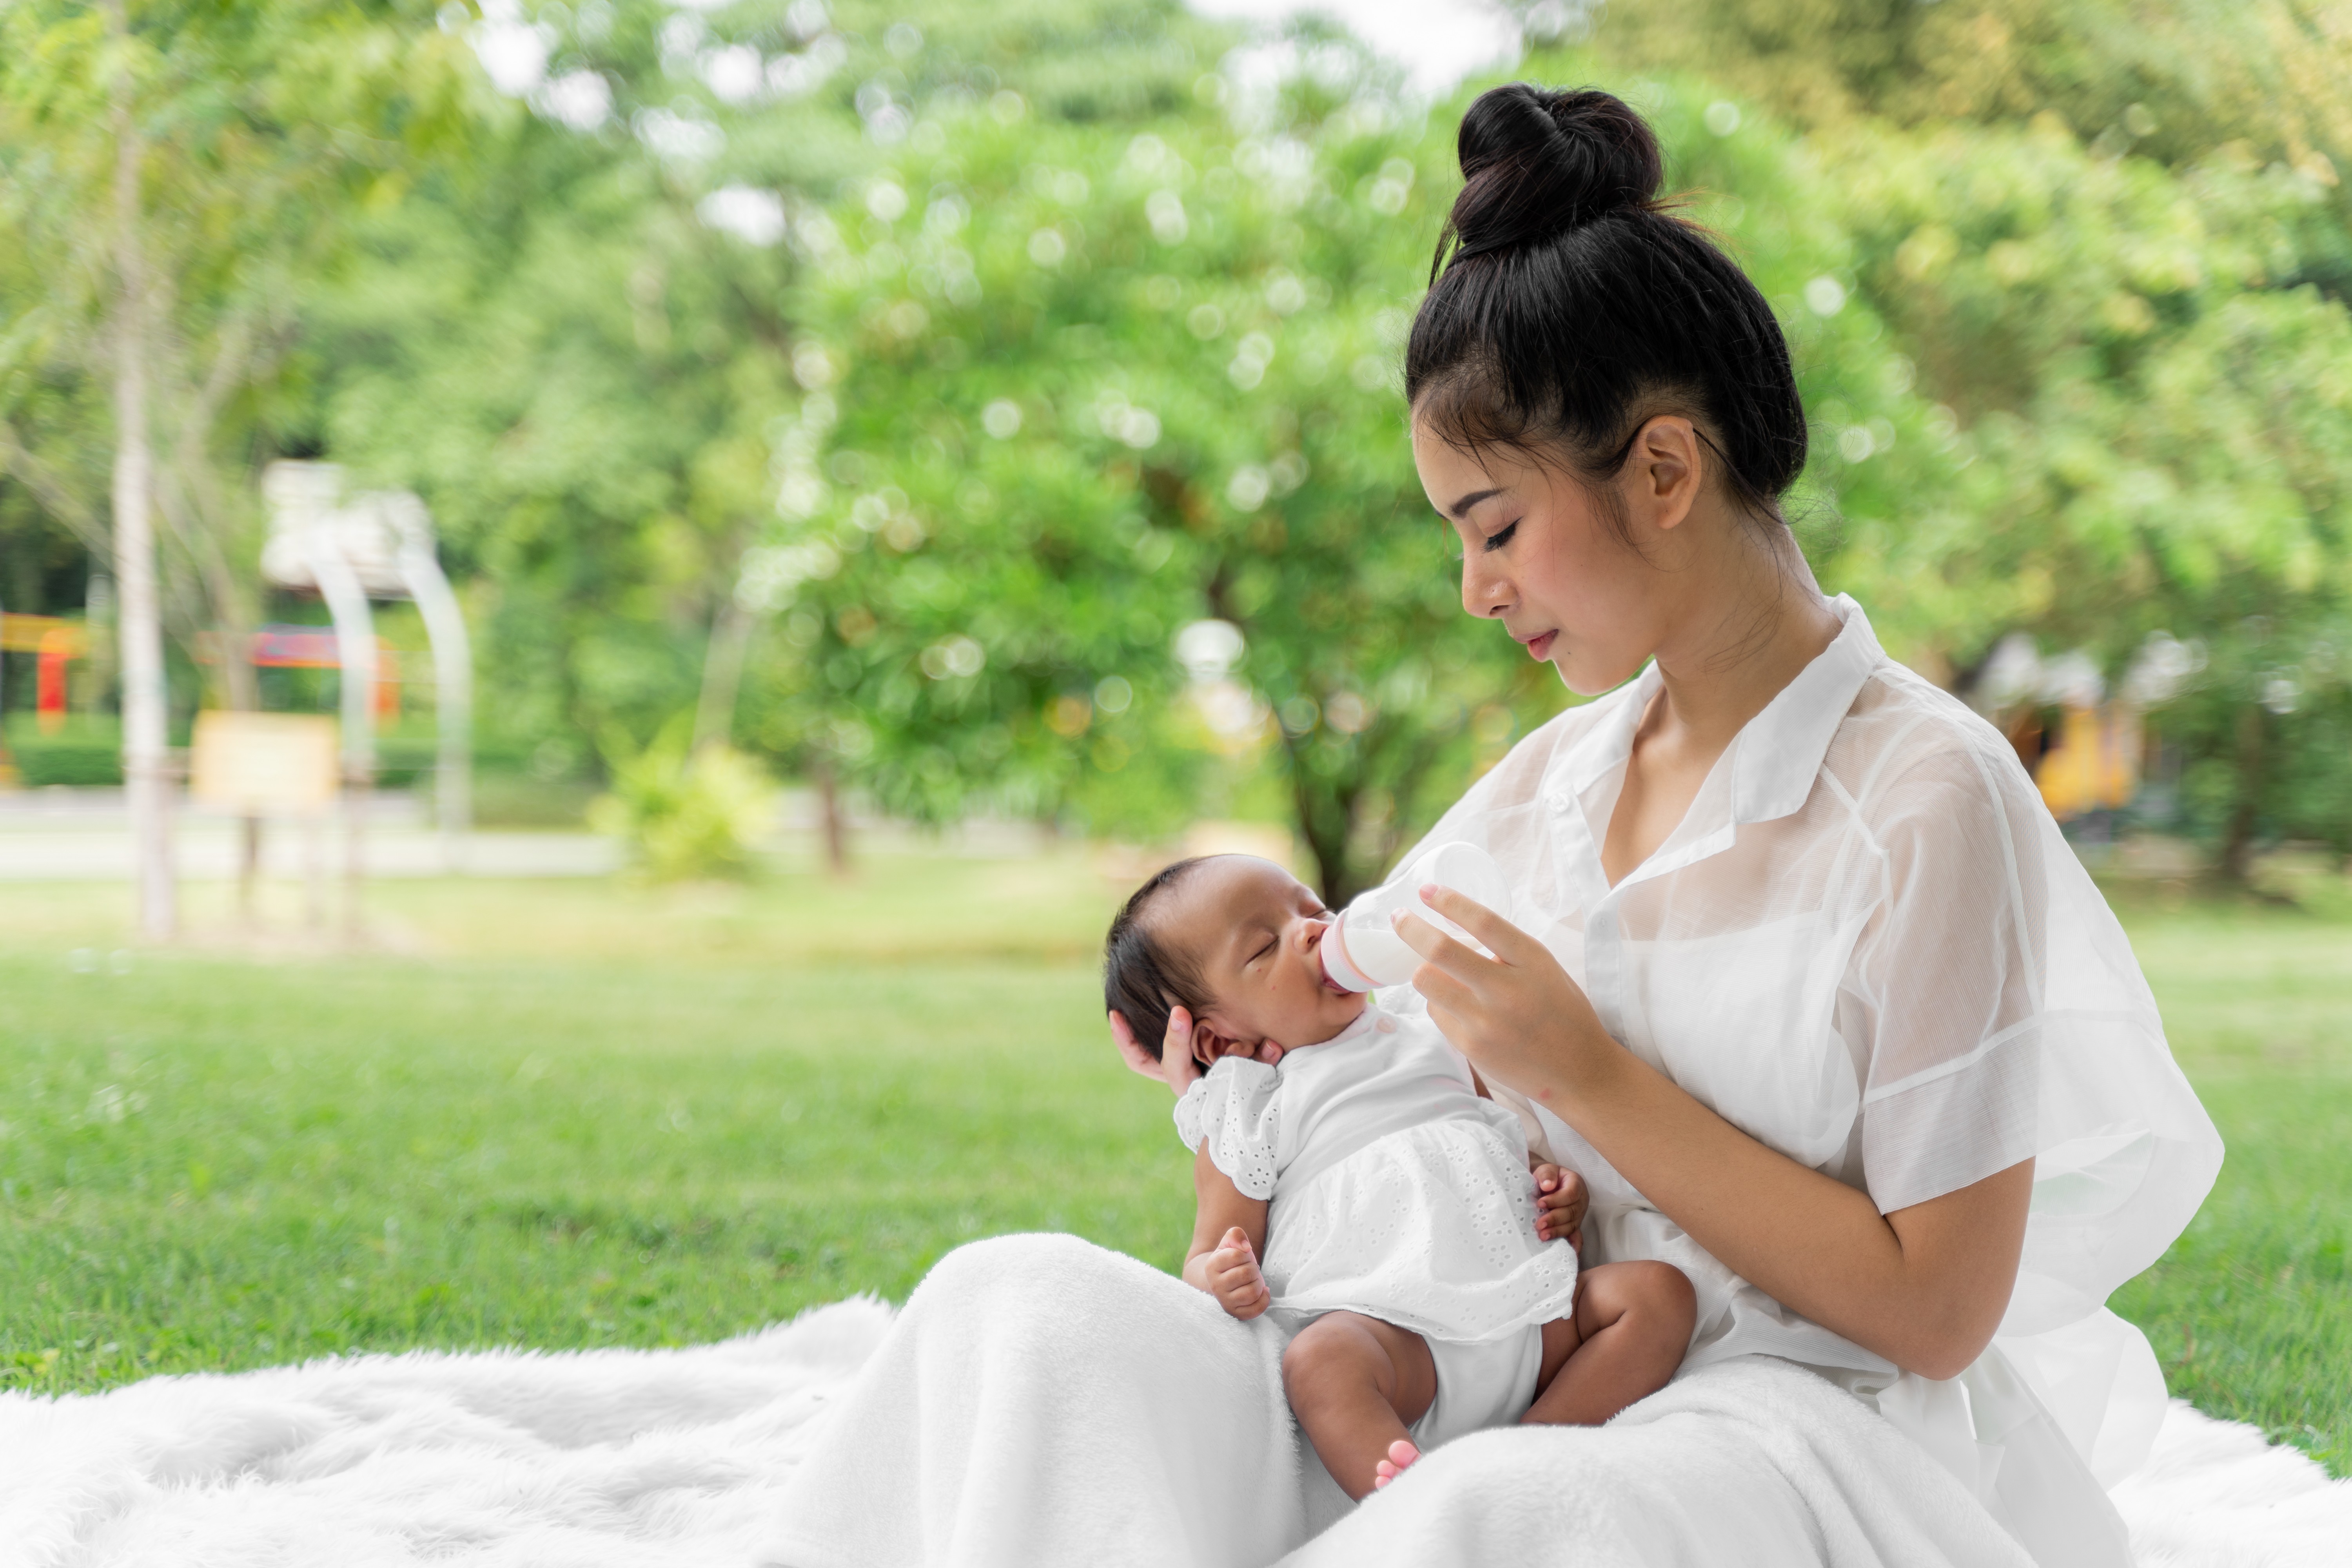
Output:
[0, 1297, 2341, 1568]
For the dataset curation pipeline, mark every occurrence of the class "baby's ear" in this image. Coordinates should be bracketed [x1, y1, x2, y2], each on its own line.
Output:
[1189, 1020, 1249, 1068]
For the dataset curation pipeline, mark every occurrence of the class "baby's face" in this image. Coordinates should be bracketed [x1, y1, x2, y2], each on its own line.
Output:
[1156, 855, 1368, 1064]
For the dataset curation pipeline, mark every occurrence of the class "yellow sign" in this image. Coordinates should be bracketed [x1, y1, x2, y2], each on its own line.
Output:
[190, 712, 339, 815]
[0, 614, 89, 655]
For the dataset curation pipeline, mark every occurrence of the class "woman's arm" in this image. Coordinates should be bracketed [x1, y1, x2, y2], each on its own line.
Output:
[1399, 889, 2030, 1380]
[1183, 1143, 1273, 1319]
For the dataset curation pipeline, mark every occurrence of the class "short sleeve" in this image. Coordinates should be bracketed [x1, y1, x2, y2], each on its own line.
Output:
[1844, 741, 2048, 1215]
[1172, 1057, 1283, 1200]
[1843, 721, 2221, 1338]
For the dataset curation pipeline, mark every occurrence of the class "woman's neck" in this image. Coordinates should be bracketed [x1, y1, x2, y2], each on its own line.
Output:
[1600, 521, 1838, 886]
[1646, 522, 1840, 758]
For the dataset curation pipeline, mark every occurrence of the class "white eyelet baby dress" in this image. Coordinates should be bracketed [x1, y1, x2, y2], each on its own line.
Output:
[1174, 1002, 1580, 1453]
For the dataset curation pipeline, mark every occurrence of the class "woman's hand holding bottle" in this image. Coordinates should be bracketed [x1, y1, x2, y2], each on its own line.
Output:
[1393, 885, 1623, 1111]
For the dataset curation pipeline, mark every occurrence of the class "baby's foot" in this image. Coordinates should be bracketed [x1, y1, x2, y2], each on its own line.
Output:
[1371, 1439, 1421, 1491]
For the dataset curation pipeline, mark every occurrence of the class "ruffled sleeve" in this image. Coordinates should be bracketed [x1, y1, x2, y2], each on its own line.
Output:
[1172, 1057, 1284, 1200]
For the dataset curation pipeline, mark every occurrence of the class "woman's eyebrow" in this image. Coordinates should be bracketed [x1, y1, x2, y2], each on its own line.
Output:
[1445, 486, 1504, 519]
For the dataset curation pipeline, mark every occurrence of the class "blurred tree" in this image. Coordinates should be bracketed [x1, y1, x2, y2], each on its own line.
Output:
[775, 42, 1951, 900]
[0, 0, 478, 932]
[13, 0, 2341, 888]
[1819, 114, 2352, 873]
[1567, 0, 2349, 238]
[1519, 9, 2352, 871]
[308, 0, 1237, 862]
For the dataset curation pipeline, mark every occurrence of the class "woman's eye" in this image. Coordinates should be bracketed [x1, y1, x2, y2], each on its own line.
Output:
[1482, 519, 1519, 553]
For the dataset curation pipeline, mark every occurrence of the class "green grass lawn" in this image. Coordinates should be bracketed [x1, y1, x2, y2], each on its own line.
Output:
[2100, 891, 2352, 1472]
[2, 853, 2345, 1477]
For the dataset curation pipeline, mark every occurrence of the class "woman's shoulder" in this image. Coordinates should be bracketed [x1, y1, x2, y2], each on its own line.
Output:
[1827, 661, 2042, 825]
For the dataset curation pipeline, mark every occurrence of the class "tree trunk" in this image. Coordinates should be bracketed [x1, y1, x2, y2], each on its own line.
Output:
[1288, 746, 1357, 907]
[157, 480, 256, 710]
[108, 2, 174, 940]
[693, 596, 755, 753]
[2218, 701, 2266, 884]
[813, 755, 851, 876]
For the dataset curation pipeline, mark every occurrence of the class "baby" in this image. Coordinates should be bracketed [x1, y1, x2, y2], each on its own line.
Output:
[1105, 854, 1696, 1499]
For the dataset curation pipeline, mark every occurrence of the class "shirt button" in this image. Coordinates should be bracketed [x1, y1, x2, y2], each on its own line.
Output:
[1376, 1017, 1397, 1033]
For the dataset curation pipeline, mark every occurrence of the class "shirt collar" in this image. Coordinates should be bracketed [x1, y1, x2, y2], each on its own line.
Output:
[1728, 594, 1886, 826]
[1543, 594, 1886, 829]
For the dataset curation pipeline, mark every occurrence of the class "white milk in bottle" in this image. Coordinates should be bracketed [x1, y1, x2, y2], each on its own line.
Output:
[1319, 841, 1510, 992]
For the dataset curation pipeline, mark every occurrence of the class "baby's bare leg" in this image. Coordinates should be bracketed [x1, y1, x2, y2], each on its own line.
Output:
[1281, 1311, 1437, 1501]
[1523, 1260, 1696, 1427]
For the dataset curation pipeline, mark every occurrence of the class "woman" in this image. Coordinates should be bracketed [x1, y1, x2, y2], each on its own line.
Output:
[768, 85, 2220, 1568]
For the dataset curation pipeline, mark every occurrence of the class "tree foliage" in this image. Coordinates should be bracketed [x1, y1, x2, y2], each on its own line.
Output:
[0, 0, 479, 704]
[4, 0, 2351, 878]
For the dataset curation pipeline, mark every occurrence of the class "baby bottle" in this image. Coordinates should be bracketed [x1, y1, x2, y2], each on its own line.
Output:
[1319, 841, 1511, 993]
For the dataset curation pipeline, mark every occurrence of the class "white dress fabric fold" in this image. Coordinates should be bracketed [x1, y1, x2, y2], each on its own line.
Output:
[1385, 593, 2223, 1565]
[1174, 1006, 1579, 1347]
[767, 1236, 1306, 1568]
[764, 1234, 2037, 1568]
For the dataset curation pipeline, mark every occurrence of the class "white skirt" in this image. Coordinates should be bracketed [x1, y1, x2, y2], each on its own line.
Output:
[1265, 1118, 1581, 1344]
[766, 1234, 2037, 1568]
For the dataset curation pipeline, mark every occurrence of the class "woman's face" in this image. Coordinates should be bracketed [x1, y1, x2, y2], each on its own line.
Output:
[1409, 416, 1673, 698]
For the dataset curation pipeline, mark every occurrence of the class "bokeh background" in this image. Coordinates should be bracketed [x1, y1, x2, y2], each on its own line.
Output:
[2, 0, 2347, 1477]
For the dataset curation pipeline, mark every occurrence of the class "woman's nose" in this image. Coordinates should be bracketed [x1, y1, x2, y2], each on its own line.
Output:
[1460, 555, 1511, 620]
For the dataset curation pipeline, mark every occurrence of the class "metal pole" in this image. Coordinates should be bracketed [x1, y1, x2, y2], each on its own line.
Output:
[108, 3, 174, 940]
[388, 494, 470, 873]
[303, 813, 327, 931]
[308, 526, 375, 939]
[240, 813, 261, 929]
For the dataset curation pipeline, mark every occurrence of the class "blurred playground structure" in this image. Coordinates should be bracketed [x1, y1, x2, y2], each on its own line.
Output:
[1971, 632, 2206, 828]
[0, 463, 472, 931]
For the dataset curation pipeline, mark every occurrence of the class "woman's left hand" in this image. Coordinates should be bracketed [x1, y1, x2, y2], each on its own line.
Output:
[1393, 886, 1622, 1106]
[1111, 1007, 1203, 1097]
[1112, 1008, 1287, 1099]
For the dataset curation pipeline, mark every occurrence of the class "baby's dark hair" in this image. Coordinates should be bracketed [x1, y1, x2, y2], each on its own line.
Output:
[1103, 857, 1216, 1062]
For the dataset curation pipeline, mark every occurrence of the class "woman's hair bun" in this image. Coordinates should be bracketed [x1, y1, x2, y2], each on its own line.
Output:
[1443, 84, 1663, 264]
[1408, 82, 1808, 525]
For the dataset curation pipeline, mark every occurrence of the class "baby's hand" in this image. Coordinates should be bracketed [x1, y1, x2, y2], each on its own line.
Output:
[1205, 1226, 1270, 1320]
[1531, 1163, 1587, 1251]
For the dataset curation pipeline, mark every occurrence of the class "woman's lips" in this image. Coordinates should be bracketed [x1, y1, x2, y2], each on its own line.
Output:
[1524, 630, 1557, 661]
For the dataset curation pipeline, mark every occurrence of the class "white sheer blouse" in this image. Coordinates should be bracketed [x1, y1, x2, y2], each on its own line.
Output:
[1383, 595, 2222, 1566]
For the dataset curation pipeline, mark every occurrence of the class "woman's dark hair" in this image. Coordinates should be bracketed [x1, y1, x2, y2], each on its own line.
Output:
[1103, 857, 1214, 1062]
[1406, 84, 1807, 530]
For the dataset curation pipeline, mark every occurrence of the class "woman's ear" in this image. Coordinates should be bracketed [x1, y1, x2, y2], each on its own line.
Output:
[1631, 415, 1701, 533]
